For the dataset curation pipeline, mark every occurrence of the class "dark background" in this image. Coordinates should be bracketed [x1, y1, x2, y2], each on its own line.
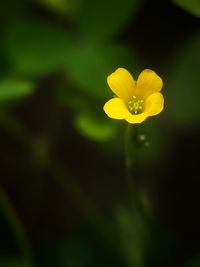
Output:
[0, 0, 200, 266]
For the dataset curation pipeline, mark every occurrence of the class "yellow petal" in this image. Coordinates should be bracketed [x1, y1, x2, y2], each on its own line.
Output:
[135, 69, 163, 99]
[103, 98, 130, 119]
[144, 92, 164, 116]
[107, 68, 135, 102]
[125, 112, 148, 124]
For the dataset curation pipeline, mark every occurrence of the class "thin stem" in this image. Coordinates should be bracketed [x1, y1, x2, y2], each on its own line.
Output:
[124, 124, 149, 221]
[124, 124, 152, 267]
[0, 186, 35, 266]
[125, 124, 139, 202]
[125, 124, 135, 196]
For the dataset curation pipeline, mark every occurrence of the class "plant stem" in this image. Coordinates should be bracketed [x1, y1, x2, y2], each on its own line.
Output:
[0, 186, 35, 267]
[124, 123, 153, 267]
[125, 124, 139, 202]
[124, 124, 148, 219]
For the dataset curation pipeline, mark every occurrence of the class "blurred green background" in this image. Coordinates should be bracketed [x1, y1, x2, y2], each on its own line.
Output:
[0, 0, 200, 266]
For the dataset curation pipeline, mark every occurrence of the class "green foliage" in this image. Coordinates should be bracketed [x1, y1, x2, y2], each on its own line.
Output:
[165, 33, 200, 126]
[65, 43, 137, 98]
[0, 80, 34, 101]
[4, 20, 71, 76]
[172, 0, 200, 17]
[35, 0, 73, 15]
[75, 0, 143, 41]
[74, 112, 117, 141]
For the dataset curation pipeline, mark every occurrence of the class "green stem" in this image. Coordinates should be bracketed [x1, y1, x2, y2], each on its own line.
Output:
[125, 124, 139, 201]
[124, 124, 153, 267]
[124, 124, 148, 219]
[125, 124, 136, 197]
[0, 186, 35, 266]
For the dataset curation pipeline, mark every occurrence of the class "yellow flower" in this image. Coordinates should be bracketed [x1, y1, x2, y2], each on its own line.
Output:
[103, 68, 164, 124]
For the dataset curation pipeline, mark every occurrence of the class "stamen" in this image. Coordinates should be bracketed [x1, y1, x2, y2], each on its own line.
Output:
[127, 96, 144, 114]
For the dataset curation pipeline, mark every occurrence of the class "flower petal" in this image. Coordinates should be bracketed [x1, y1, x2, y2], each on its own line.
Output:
[125, 112, 148, 124]
[107, 68, 135, 101]
[144, 93, 164, 116]
[135, 69, 163, 99]
[103, 98, 130, 119]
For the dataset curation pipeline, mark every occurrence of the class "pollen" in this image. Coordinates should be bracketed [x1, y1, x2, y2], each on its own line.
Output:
[127, 96, 144, 114]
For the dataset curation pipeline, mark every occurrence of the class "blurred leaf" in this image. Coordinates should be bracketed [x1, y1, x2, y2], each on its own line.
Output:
[0, 80, 34, 101]
[184, 255, 200, 267]
[74, 112, 117, 141]
[172, 0, 200, 17]
[165, 33, 200, 126]
[35, 0, 73, 15]
[4, 19, 71, 76]
[65, 43, 138, 98]
[75, 0, 142, 41]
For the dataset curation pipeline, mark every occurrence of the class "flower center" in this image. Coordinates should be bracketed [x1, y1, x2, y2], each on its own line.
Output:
[127, 96, 144, 114]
